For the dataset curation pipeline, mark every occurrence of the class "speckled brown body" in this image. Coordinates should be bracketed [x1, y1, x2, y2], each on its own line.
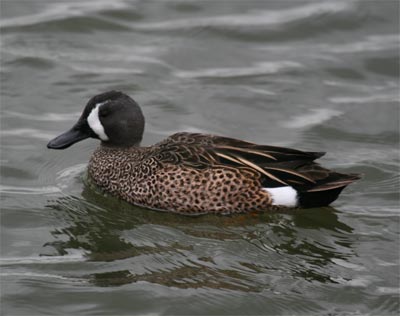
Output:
[88, 133, 275, 214]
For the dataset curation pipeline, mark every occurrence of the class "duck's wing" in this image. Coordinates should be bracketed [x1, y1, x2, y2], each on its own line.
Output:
[153, 132, 354, 189]
[207, 136, 327, 189]
[156, 132, 324, 162]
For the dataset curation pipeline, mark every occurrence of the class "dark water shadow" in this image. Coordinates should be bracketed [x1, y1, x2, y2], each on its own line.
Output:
[45, 181, 355, 289]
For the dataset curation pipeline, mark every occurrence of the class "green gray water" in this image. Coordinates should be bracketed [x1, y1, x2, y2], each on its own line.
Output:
[1, 1, 399, 315]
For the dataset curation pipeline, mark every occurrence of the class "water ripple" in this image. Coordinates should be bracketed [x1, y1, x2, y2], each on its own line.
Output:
[174, 61, 302, 79]
[283, 109, 343, 129]
[0, 272, 85, 283]
[1, 0, 398, 314]
[1, 128, 56, 140]
[327, 34, 400, 54]
[329, 94, 399, 104]
[134, 1, 355, 31]
[0, 0, 131, 29]
[3, 110, 80, 122]
[0, 185, 61, 195]
[0, 250, 86, 266]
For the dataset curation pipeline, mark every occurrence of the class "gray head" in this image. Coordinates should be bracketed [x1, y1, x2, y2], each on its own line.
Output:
[47, 91, 145, 149]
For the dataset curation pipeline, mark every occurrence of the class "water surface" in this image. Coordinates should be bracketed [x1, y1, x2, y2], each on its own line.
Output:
[1, 1, 399, 315]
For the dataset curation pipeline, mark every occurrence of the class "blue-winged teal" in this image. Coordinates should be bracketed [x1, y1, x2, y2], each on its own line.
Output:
[48, 91, 360, 215]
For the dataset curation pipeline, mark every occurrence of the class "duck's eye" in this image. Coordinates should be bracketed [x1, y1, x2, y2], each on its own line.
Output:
[99, 108, 110, 117]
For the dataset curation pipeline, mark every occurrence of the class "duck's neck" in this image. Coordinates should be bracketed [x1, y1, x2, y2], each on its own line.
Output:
[100, 141, 143, 150]
[92, 142, 147, 164]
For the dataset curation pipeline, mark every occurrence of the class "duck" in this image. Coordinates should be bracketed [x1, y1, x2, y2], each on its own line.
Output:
[47, 90, 360, 215]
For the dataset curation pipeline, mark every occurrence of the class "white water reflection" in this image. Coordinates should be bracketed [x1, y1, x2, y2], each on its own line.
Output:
[283, 109, 342, 129]
[175, 61, 302, 79]
[0, 250, 86, 266]
[0, 185, 61, 195]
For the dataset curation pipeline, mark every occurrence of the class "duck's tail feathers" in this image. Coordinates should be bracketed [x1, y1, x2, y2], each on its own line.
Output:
[297, 173, 361, 208]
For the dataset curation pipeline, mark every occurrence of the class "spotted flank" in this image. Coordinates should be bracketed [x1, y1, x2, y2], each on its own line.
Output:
[47, 91, 361, 215]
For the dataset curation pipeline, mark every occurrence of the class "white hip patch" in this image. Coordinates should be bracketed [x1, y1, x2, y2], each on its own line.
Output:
[263, 186, 298, 207]
[87, 102, 109, 141]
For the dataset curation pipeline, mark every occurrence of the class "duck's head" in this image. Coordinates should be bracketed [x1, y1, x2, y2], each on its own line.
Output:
[47, 91, 145, 149]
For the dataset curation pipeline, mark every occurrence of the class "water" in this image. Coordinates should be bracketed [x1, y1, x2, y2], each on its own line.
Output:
[1, 0, 399, 315]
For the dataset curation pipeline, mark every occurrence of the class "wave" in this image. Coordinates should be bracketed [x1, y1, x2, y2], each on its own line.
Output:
[0, 250, 86, 266]
[0, 185, 61, 195]
[326, 34, 400, 54]
[283, 109, 343, 129]
[134, 1, 355, 31]
[1, 0, 361, 43]
[0, 0, 131, 29]
[329, 94, 399, 104]
[174, 61, 302, 79]
[3, 110, 80, 122]
[1, 128, 57, 140]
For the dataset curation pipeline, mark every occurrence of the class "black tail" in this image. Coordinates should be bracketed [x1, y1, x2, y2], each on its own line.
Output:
[298, 186, 346, 208]
[297, 173, 361, 208]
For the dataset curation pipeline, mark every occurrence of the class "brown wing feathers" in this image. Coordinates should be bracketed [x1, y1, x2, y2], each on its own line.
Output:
[211, 143, 321, 188]
[211, 141, 360, 193]
[157, 133, 360, 193]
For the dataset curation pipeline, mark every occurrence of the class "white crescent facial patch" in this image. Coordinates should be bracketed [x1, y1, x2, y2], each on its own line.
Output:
[87, 102, 109, 141]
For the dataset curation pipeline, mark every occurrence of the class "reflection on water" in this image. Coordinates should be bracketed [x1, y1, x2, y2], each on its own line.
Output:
[43, 181, 354, 289]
